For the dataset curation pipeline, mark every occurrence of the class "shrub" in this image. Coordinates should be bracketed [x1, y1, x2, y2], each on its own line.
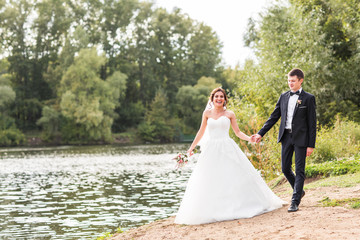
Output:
[228, 99, 282, 180]
[138, 89, 177, 143]
[229, 99, 360, 180]
[0, 128, 25, 146]
[305, 155, 360, 178]
[137, 122, 156, 142]
[308, 117, 360, 163]
[0, 115, 25, 146]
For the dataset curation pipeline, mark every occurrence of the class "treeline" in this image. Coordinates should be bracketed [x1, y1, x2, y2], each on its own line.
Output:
[0, 0, 227, 145]
[230, 0, 360, 125]
[0, 0, 359, 147]
[227, 0, 360, 179]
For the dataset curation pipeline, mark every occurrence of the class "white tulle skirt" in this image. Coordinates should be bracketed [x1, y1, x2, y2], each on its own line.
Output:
[174, 137, 285, 225]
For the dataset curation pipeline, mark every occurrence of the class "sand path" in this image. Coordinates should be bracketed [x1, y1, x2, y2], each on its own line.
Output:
[111, 180, 360, 240]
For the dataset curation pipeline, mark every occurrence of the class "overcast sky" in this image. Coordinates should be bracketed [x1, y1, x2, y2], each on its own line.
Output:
[154, 0, 273, 67]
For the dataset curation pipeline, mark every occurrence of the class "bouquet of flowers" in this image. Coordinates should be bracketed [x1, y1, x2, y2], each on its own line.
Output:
[173, 146, 200, 169]
[173, 152, 189, 169]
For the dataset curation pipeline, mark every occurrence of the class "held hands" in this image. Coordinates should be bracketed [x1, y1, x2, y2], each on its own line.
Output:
[250, 134, 262, 143]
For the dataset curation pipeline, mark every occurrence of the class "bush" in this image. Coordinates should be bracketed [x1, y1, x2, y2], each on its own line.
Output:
[0, 114, 25, 146]
[228, 98, 282, 180]
[0, 128, 25, 146]
[37, 106, 61, 141]
[305, 155, 360, 178]
[137, 122, 156, 142]
[228, 99, 360, 180]
[308, 117, 360, 163]
[138, 89, 177, 143]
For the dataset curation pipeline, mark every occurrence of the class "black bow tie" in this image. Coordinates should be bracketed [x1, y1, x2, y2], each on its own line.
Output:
[290, 90, 300, 96]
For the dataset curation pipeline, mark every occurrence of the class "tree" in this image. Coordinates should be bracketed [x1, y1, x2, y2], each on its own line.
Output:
[0, 0, 73, 130]
[138, 89, 176, 142]
[242, 0, 360, 125]
[0, 0, 225, 144]
[0, 59, 25, 146]
[176, 76, 221, 133]
[58, 48, 127, 142]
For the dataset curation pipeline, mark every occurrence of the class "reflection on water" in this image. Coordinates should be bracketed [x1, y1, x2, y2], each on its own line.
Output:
[0, 144, 194, 239]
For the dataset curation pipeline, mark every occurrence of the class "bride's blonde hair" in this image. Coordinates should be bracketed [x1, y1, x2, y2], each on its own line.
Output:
[209, 87, 228, 107]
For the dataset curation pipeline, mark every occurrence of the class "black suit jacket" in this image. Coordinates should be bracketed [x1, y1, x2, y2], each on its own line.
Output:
[258, 90, 316, 148]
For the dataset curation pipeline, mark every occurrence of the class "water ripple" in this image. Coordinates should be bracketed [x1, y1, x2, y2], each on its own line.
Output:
[0, 144, 194, 239]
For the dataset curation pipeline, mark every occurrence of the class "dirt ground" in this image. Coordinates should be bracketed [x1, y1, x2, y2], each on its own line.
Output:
[111, 179, 360, 240]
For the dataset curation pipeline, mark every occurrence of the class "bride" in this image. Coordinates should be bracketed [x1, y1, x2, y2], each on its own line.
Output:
[175, 87, 285, 225]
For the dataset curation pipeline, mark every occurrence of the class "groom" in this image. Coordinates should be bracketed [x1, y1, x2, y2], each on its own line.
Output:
[252, 68, 316, 212]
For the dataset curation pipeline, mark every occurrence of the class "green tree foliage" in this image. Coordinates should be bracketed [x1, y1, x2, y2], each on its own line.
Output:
[0, 0, 73, 130]
[36, 106, 60, 141]
[176, 77, 221, 133]
[58, 48, 127, 142]
[117, 5, 222, 107]
[138, 89, 177, 142]
[224, 0, 360, 179]
[44, 26, 91, 99]
[0, 60, 25, 146]
[0, 0, 223, 145]
[242, 0, 360, 125]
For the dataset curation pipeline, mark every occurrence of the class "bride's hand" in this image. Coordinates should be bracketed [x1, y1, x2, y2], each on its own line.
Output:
[187, 149, 194, 156]
[250, 134, 261, 143]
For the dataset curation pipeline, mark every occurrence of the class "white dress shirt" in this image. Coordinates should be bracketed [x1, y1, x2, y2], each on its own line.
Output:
[285, 88, 302, 129]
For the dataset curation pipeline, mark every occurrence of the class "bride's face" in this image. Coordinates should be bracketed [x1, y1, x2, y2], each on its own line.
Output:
[213, 91, 225, 107]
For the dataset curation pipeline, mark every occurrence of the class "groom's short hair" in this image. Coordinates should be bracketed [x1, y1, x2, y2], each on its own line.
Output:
[288, 68, 304, 80]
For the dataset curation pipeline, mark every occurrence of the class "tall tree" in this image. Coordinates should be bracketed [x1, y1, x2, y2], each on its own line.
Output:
[176, 76, 221, 133]
[59, 48, 127, 142]
[0, 59, 25, 145]
[242, 0, 360, 125]
[138, 88, 176, 142]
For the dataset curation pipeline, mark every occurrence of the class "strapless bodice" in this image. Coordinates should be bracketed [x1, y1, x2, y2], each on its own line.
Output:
[207, 115, 230, 139]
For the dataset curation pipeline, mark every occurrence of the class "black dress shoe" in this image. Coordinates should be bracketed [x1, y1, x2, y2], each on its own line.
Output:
[288, 202, 299, 212]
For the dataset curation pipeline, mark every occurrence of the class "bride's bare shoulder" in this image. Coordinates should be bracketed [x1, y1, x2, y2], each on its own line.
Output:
[225, 110, 235, 117]
[203, 109, 212, 117]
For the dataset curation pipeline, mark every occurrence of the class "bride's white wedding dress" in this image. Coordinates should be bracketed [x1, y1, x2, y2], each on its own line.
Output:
[175, 116, 285, 225]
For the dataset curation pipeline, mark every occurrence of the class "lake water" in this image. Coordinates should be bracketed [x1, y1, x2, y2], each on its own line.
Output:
[0, 144, 194, 239]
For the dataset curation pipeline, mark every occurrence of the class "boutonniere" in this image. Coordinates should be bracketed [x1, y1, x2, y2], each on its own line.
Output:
[296, 99, 302, 107]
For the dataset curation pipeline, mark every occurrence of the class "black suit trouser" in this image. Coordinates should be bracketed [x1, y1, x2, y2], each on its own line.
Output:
[281, 131, 307, 205]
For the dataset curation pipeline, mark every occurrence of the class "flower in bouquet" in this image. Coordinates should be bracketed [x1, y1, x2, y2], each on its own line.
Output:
[173, 152, 189, 169]
[173, 146, 200, 169]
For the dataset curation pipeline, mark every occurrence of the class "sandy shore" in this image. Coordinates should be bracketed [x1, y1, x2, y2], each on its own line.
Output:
[110, 180, 360, 240]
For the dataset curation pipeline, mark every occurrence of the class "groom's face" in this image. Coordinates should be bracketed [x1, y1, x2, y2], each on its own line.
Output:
[288, 75, 303, 92]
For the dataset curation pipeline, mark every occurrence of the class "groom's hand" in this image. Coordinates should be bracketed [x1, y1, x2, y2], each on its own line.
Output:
[251, 134, 262, 143]
[306, 147, 314, 157]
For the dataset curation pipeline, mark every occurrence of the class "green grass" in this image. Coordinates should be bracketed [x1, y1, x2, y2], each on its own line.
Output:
[319, 196, 360, 209]
[94, 227, 123, 240]
[305, 171, 360, 189]
[271, 170, 360, 197]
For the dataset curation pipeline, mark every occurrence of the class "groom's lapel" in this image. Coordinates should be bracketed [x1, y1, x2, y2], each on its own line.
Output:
[292, 90, 305, 118]
[283, 92, 290, 116]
